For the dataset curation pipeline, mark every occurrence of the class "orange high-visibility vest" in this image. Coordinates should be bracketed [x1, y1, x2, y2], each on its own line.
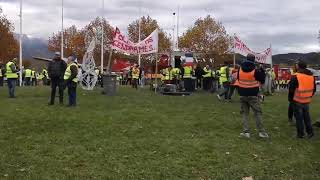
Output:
[236, 69, 260, 88]
[293, 73, 315, 104]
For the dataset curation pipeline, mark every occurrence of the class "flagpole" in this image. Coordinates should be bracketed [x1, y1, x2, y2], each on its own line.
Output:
[101, 0, 104, 73]
[233, 33, 236, 67]
[138, 4, 141, 66]
[61, 0, 64, 59]
[270, 44, 273, 69]
[176, 5, 180, 50]
[19, 0, 23, 87]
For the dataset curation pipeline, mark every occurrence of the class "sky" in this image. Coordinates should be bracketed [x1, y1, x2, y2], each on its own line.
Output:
[0, 0, 320, 54]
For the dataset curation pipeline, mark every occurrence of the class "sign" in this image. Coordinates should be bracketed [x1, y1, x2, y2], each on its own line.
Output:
[112, 27, 158, 55]
[234, 36, 272, 64]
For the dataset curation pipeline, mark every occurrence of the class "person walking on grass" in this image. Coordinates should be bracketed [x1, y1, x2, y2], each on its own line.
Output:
[288, 61, 316, 139]
[217, 61, 230, 101]
[6, 58, 19, 98]
[48, 52, 67, 105]
[64, 56, 79, 107]
[237, 54, 269, 139]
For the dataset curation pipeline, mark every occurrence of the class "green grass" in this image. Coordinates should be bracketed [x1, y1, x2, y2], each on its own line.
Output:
[0, 86, 319, 180]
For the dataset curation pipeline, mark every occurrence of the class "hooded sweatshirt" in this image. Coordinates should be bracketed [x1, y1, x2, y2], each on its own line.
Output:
[237, 60, 266, 96]
[288, 68, 316, 102]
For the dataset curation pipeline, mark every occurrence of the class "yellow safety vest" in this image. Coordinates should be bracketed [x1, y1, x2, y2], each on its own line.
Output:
[0, 69, 2, 77]
[183, 66, 192, 79]
[25, 69, 32, 77]
[132, 68, 140, 79]
[64, 63, 78, 83]
[219, 66, 228, 84]
[203, 67, 212, 78]
[6, 61, 18, 79]
[31, 71, 36, 78]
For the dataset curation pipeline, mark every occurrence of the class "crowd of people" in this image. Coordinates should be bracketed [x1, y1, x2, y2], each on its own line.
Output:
[1, 53, 319, 138]
[1, 52, 79, 107]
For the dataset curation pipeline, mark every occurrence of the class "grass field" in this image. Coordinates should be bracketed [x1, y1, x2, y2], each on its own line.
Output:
[0, 86, 319, 180]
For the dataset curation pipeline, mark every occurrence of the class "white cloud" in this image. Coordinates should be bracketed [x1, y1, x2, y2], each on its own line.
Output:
[1, 0, 320, 54]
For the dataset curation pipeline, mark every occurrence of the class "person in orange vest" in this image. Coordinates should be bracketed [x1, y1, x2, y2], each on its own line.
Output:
[288, 61, 316, 138]
[236, 54, 269, 138]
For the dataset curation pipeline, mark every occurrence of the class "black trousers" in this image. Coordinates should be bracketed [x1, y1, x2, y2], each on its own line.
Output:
[25, 77, 31, 86]
[184, 78, 192, 92]
[294, 103, 313, 137]
[196, 77, 202, 88]
[0, 77, 3, 86]
[132, 78, 138, 89]
[203, 77, 209, 90]
[288, 102, 294, 121]
[50, 78, 65, 104]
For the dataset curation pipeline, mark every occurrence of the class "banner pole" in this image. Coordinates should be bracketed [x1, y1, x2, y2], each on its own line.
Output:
[106, 49, 113, 74]
[155, 53, 158, 93]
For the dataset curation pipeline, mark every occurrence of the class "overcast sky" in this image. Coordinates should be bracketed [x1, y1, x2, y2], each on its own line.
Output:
[1, 0, 320, 54]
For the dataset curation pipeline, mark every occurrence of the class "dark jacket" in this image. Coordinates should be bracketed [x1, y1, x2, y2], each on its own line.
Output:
[48, 57, 67, 80]
[195, 66, 205, 78]
[237, 61, 266, 96]
[288, 69, 316, 102]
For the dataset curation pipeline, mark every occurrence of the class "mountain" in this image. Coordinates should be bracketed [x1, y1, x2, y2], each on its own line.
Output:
[272, 52, 320, 65]
[14, 34, 53, 60]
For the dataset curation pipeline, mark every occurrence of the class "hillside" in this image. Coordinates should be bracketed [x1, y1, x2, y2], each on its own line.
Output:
[14, 34, 53, 60]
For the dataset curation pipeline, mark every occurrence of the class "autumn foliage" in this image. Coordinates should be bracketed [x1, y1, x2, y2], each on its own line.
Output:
[0, 8, 19, 63]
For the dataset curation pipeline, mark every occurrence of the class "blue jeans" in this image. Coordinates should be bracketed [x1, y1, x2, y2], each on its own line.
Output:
[7, 78, 16, 98]
[219, 82, 230, 99]
[294, 103, 314, 137]
[67, 83, 77, 106]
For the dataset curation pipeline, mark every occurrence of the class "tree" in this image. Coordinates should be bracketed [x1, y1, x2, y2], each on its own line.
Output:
[128, 16, 171, 53]
[0, 8, 19, 63]
[179, 15, 232, 64]
[48, 17, 114, 66]
[48, 25, 85, 59]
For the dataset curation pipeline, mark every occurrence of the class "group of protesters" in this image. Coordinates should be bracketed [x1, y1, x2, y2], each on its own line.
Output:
[1, 52, 319, 138]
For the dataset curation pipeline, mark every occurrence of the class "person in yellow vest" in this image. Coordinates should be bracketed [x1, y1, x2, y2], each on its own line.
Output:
[37, 73, 44, 86]
[236, 54, 269, 138]
[132, 64, 140, 89]
[172, 67, 181, 85]
[183, 64, 193, 92]
[162, 65, 174, 84]
[64, 56, 79, 107]
[0, 64, 4, 87]
[42, 69, 48, 86]
[203, 65, 213, 91]
[217, 62, 230, 101]
[6, 58, 19, 98]
[288, 61, 316, 138]
[31, 69, 36, 86]
[25, 68, 32, 86]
